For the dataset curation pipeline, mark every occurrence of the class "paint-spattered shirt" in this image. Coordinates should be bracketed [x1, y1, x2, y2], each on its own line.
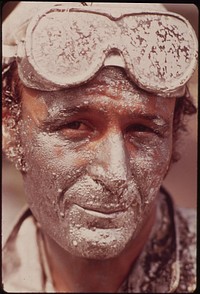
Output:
[2, 188, 196, 293]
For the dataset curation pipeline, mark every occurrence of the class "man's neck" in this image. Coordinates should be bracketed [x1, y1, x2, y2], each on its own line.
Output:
[44, 204, 156, 293]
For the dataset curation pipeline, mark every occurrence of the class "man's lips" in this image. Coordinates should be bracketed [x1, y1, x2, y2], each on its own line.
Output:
[61, 188, 135, 214]
[75, 204, 127, 217]
[66, 203, 136, 231]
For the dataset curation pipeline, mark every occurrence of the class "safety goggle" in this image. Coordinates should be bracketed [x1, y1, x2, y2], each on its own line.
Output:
[3, 5, 198, 97]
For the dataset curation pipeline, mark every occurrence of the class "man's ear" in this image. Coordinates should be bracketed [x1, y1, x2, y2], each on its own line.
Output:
[2, 105, 27, 172]
[2, 106, 16, 153]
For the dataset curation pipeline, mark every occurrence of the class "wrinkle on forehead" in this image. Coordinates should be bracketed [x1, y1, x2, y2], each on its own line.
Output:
[82, 66, 155, 101]
[85, 66, 135, 93]
[22, 66, 175, 120]
[36, 67, 156, 105]
[21, 87, 48, 124]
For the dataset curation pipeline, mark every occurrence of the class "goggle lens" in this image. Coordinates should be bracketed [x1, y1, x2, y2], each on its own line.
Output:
[15, 7, 197, 96]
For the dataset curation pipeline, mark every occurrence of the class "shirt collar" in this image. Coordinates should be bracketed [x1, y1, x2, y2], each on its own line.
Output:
[118, 188, 180, 293]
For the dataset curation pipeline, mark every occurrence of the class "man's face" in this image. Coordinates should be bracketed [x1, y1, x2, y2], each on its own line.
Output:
[19, 67, 175, 259]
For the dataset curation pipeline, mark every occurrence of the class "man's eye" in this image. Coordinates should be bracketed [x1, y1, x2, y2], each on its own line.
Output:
[58, 120, 94, 140]
[59, 120, 93, 132]
[127, 124, 155, 134]
[65, 121, 85, 130]
[125, 124, 161, 147]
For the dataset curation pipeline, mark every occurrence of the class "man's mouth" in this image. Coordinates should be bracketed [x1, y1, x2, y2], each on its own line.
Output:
[74, 204, 127, 218]
[65, 203, 136, 231]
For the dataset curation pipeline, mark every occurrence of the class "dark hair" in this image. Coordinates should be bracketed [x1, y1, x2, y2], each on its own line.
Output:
[2, 62, 22, 122]
[2, 61, 197, 163]
[172, 87, 197, 163]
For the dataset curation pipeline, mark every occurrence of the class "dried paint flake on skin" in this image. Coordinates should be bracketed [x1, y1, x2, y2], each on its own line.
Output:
[18, 67, 174, 260]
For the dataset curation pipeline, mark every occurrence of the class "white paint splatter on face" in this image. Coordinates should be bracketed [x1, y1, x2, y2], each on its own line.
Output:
[152, 117, 166, 126]
[20, 67, 175, 259]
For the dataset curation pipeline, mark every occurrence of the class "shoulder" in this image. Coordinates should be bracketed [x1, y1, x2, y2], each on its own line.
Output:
[2, 207, 45, 292]
[174, 206, 197, 292]
[175, 206, 196, 252]
[160, 187, 196, 247]
[160, 187, 197, 292]
[176, 206, 196, 228]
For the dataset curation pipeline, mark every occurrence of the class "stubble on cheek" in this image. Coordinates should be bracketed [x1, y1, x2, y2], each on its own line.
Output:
[130, 136, 172, 209]
[21, 128, 171, 260]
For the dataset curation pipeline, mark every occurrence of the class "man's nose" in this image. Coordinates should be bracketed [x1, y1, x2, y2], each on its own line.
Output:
[87, 131, 131, 186]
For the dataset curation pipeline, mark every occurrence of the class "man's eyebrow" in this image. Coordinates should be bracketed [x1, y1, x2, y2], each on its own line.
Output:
[45, 105, 90, 120]
[40, 104, 96, 129]
[41, 102, 170, 128]
[128, 113, 169, 126]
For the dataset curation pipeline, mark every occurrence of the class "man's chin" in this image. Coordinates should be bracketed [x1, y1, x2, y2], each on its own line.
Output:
[55, 204, 138, 259]
[62, 226, 136, 260]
